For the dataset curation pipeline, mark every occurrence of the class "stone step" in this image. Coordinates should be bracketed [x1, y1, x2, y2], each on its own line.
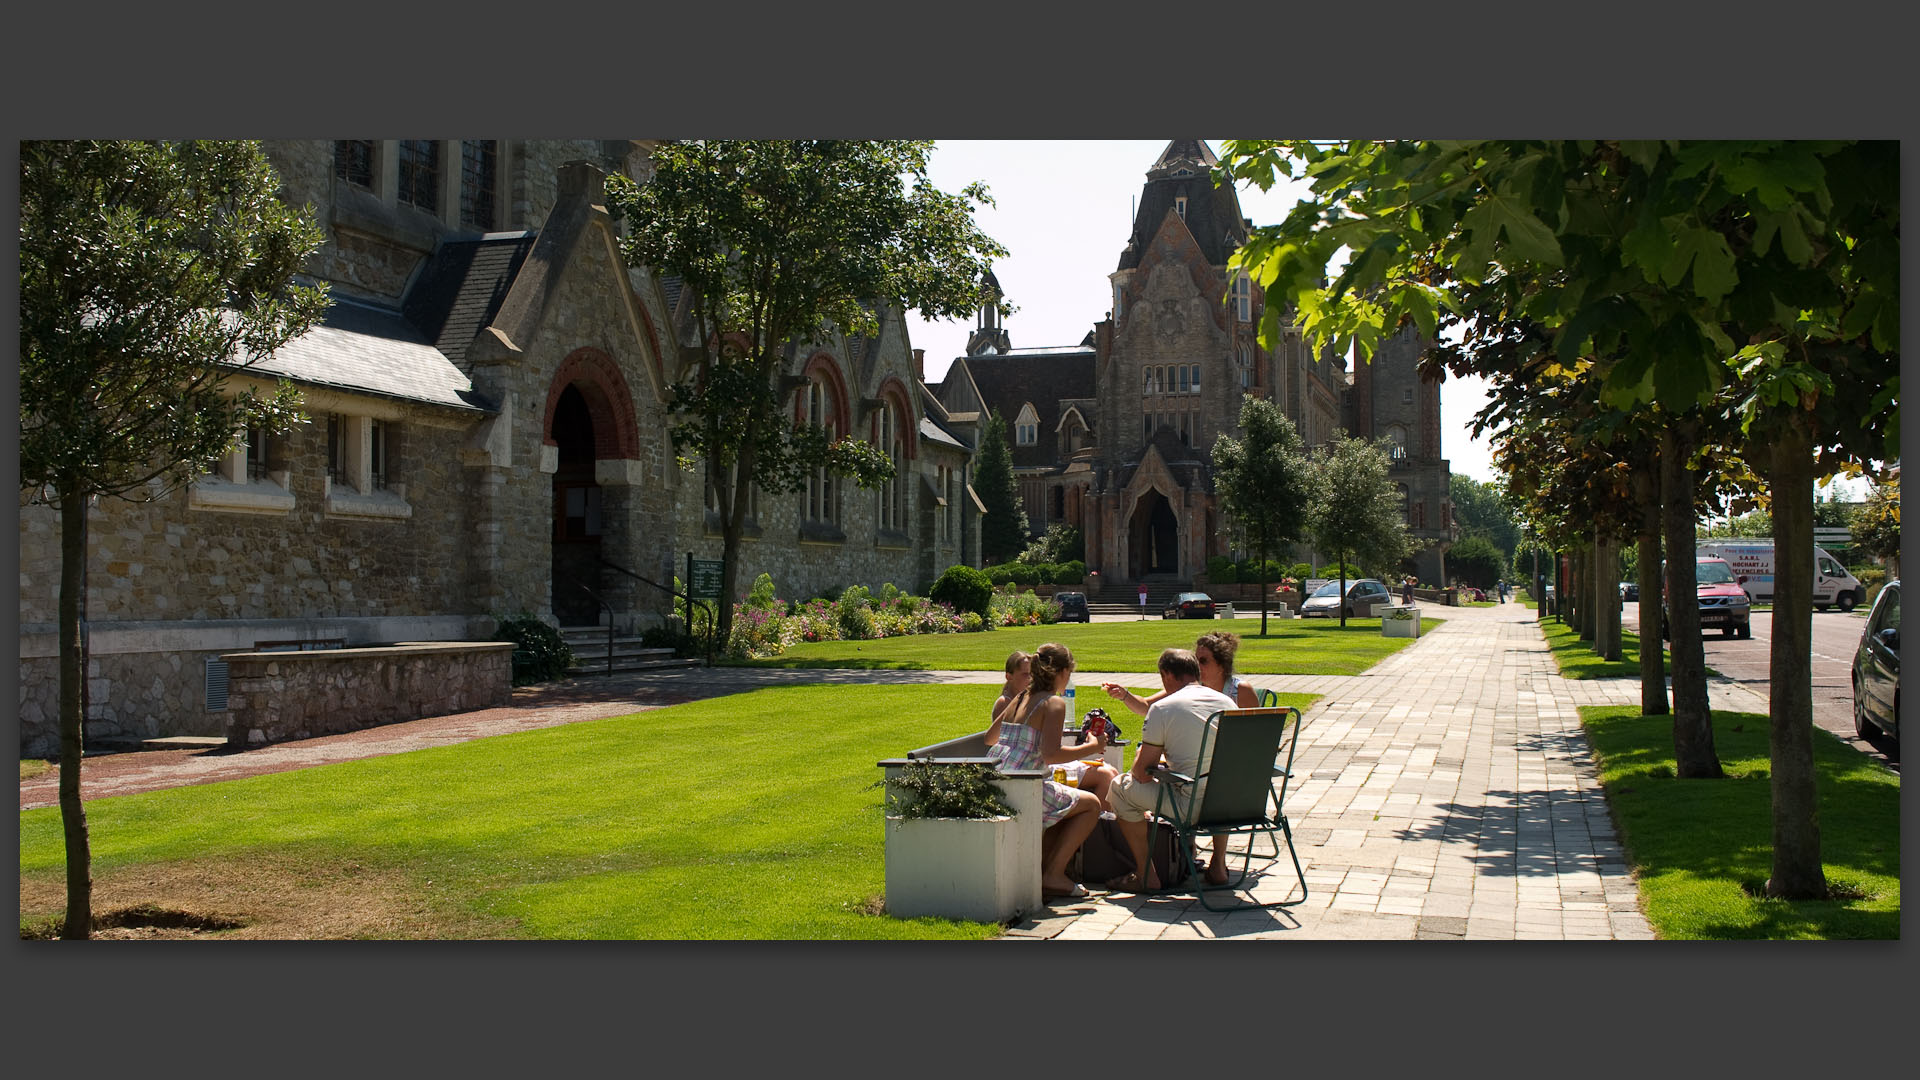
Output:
[141, 735, 228, 751]
[565, 656, 705, 676]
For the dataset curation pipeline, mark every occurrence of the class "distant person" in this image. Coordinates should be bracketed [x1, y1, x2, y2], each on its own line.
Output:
[985, 642, 1109, 900]
[1402, 575, 1416, 603]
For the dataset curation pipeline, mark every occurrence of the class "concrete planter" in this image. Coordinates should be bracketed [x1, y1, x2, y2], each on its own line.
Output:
[1382, 606, 1421, 637]
[884, 814, 1033, 923]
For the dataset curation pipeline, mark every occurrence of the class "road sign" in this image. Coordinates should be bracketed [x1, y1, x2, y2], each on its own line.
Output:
[688, 558, 724, 600]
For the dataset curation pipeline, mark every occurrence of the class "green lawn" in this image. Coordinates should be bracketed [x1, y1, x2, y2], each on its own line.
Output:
[722, 615, 1445, 676]
[1536, 618, 1670, 679]
[20, 683, 1319, 940]
[1580, 706, 1900, 939]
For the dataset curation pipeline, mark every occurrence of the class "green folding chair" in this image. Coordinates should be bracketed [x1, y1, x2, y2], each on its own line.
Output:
[1147, 706, 1307, 911]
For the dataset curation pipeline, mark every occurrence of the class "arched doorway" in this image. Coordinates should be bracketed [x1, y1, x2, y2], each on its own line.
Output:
[1128, 490, 1179, 578]
[551, 384, 602, 625]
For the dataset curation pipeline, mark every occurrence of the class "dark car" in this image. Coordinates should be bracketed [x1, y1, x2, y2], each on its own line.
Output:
[1852, 580, 1899, 758]
[1162, 592, 1216, 619]
[1300, 578, 1394, 618]
[1620, 580, 1639, 602]
[1055, 591, 1091, 623]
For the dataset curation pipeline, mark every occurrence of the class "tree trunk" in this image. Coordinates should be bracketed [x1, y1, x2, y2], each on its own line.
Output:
[1763, 420, 1826, 899]
[1661, 424, 1721, 779]
[1257, 546, 1270, 637]
[1633, 459, 1667, 715]
[58, 493, 93, 939]
[1596, 530, 1621, 661]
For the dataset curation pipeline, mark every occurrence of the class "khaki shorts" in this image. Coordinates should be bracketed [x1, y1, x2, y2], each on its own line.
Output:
[1109, 771, 1197, 822]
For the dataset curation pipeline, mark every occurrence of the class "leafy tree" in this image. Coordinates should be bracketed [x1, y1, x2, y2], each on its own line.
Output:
[975, 410, 1028, 564]
[1449, 476, 1521, 563]
[1308, 431, 1414, 626]
[1221, 138, 1898, 899]
[1850, 474, 1900, 575]
[1213, 394, 1321, 635]
[19, 140, 328, 938]
[607, 140, 1007, 645]
[1446, 536, 1507, 590]
[1018, 523, 1081, 566]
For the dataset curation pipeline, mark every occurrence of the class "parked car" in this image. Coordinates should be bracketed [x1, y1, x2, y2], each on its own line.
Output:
[1620, 580, 1639, 602]
[1661, 555, 1752, 639]
[1300, 578, 1394, 618]
[1162, 592, 1216, 619]
[1852, 580, 1899, 758]
[1055, 591, 1091, 623]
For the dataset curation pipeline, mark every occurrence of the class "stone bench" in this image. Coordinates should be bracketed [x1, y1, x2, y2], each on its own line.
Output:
[222, 641, 515, 747]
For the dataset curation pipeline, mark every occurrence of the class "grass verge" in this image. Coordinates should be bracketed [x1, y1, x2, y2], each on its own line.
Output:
[1580, 705, 1899, 939]
[20, 684, 1320, 940]
[1537, 618, 1668, 679]
[21, 759, 52, 782]
[721, 617, 1444, 676]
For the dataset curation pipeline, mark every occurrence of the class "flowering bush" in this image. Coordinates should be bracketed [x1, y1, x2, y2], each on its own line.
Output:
[960, 611, 985, 633]
[790, 599, 838, 643]
[726, 605, 789, 659]
[723, 576, 992, 657]
[991, 589, 1060, 626]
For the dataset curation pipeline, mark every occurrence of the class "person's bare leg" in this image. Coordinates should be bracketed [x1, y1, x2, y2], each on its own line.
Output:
[1206, 831, 1230, 885]
[1044, 793, 1100, 896]
[1083, 765, 1118, 813]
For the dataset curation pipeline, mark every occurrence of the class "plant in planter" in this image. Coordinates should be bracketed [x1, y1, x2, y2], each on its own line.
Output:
[1383, 605, 1421, 638]
[876, 760, 1037, 923]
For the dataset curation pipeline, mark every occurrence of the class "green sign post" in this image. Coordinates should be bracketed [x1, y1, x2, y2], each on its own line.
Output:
[688, 558, 725, 601]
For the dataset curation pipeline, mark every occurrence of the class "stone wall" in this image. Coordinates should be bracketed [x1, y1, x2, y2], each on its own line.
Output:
[223, 642, 514, 746]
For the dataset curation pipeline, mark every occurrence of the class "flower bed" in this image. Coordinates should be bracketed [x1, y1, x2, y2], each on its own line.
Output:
[724, 574, 1062, 660]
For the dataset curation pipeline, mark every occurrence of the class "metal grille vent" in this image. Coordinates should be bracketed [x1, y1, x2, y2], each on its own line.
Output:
[205, 659, 229, 711]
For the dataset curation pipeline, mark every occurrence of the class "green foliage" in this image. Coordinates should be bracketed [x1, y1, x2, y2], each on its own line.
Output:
[1237, 558, 1287, 582]
[1285, 562, 1314, 582]
[960, 611, 986, 633]
[1308, 431, 1413, 610]
[1449, 476, 1522, 562]
[605, 140, 1007, 645]
[1051, 561, 1086, 585]
[1206, 556, 1237, 583]
[1213, 395, 1320, 582]
[975, 411, 1029, 563]
[491, 615, 577, 686]
[989, 590, 1059, 627]
[1315, 562, 1359, 579]
[1850, 475, 1900, 565]
[879, 760, 1015, 821]
[930, 564, 994, 619]
[1019, 524, 1083, 566]
[745, 573, 781, 611]
[835, 586, 877, 640]
[1446, 536, 1508, 589]
[19, 141, 331, 506]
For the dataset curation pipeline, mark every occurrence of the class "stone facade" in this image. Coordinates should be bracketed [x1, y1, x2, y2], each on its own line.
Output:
[18, 140, 979, 756]
[1343, 327, 1455, 585]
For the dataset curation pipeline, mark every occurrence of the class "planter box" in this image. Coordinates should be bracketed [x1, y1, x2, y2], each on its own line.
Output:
[876, 758, 1043, 923]
[1382, 606, 1421, 637]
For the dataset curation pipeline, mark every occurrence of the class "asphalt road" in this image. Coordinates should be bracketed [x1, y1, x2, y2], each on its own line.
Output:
[1622, 600, 1897, 769]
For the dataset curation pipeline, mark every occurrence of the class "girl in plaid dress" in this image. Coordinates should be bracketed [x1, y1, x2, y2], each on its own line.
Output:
[988, 642, 1108, 900]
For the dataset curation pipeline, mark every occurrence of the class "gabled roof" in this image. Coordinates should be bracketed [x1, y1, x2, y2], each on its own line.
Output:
[247, 296, 496, 413]
[1118, 139, 1248, 271]
[950, 346, 1096, 470]
[401, 233, 539, 373]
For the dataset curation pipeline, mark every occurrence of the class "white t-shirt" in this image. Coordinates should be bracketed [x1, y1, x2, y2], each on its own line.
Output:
[1142, 681, 1237, 778]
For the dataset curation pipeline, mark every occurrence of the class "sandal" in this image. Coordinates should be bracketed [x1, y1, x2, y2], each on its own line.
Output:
[1045, 883, 1094, 901]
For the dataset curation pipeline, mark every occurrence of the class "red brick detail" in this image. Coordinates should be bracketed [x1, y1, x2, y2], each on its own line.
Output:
[543, 348, 640, 459]
[794, 352, 850, 434]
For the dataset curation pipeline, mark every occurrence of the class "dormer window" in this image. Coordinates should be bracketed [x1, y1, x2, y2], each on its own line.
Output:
[1015, 403, 1040, 447]
[1174, 196, 1188, 219]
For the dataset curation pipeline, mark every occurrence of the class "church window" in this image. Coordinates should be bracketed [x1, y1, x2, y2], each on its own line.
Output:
[1403, 387, 1415, 405]
[1386, 425, 1408, 460]
[460, 140, 497, 231]
[1156, 366, 1166, 395]
[1190, 364, 1200, 392]
[1143, 367, 1153, 395]
[1014, 403, 1040, 447]
[1397, 484, 1411, 525]
[878, 400, 906, 531]
[803, 376, 839, 526]
[398, 140, 441, 213]
[1231, 273, 1252, 322]
[705, 458, 758, 521]
[1114, 284, 1124, 321]
[1178, 366, 1190, 393]
[1175, 196, 1188, 219]
[334, 141, 374, 189]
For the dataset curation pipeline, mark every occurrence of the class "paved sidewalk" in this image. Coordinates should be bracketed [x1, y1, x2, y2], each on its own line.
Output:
[1020, 602, 1769, 941]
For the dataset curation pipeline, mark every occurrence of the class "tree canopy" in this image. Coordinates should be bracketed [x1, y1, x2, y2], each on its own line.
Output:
[975, 409, 1028, 565]
[607, 140, 1007, 640]
[20, 140, 328, 938]
[1213, 394, 1320, 634]
[1309, 431, 1414, 625]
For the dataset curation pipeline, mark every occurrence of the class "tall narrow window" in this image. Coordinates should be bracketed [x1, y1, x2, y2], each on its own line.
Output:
[1231, 272, 1252, 322]
[803, 378, 837, 525]
[1175, 195, 1188, 219]
[878, 402, 905, 530]
[1143, 368, 1153, 394]
[460, 140, 497, 230]
[326, 414, 344, 483]
[398, 140, 441, 213]
[368, 419, 389, 489]
[1178, 366, 1190, 393]
[334, 141, 374, 188]
[1191, 363, 1201, 393]
[245, 427, 268, 482]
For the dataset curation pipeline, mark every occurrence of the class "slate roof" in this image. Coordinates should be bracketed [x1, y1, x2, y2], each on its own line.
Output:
[401, 233, 538, 373]
[246, 295, 496, 413]
[1117, 139, 1249, 271]
[951, 346, 1096, 471]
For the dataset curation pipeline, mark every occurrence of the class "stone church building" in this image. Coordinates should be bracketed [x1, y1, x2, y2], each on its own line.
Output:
[936, 140, 1453, 590]
[18, 140, 983, 755]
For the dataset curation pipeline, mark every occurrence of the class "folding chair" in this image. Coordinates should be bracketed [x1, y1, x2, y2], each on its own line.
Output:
[1146, 706, 1307, 911]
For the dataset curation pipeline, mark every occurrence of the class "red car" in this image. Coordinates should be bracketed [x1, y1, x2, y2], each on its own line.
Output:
[1661, 555, 1753, 639]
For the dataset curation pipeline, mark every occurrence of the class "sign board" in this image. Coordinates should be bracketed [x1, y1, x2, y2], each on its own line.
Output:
[688, 559, 725, 601]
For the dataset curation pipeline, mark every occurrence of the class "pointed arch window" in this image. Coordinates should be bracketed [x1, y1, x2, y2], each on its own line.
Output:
[803, 376, 839, 525]
[877, 399, 906, 531]
[1014, 402, 1040, 447]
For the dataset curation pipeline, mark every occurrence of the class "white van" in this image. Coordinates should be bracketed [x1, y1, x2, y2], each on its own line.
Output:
[1695, 539, 1867, 611]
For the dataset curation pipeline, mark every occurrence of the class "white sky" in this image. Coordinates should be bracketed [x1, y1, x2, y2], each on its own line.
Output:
[904, 139, 1871, 501]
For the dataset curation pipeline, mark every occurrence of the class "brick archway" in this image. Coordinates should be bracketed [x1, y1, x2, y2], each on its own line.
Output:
[543, 348, 640, 459]
[872, 376, 916, 458]
[794, 352, 851, 434]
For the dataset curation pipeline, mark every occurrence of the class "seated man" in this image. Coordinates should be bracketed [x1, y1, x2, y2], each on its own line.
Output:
[1104, 647, 1235, 891]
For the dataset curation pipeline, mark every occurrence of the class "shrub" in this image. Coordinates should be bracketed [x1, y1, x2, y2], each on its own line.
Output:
[491, 614, 576, 685]
[744, 572, 780, 611]
[1855, 567, 1887, 590]
[1052, 560, 1085, 585]
[878, 760, 1013, 820]
[1286, 562, 1314, 581]
[1206, 555, 1237, 583]
[879, 582, 901, 605]
[991, 589, 1057, 626]
[790, 599, 838, 644]
[838, 604, 877, 640]
[725, 605, 789, 659]
[1316, 562, 1360, 579]
[960, 611, 986, 633]
[931, 564, 995, 619]
[984, 564, 1014, 587]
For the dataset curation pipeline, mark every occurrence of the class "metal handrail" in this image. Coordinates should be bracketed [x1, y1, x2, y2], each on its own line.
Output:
[597, 556, 716, 663]
[554, 570, 616, 676]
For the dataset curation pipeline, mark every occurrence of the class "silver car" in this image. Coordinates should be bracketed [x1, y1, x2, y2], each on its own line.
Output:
[1300, 578, 1394, 618]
